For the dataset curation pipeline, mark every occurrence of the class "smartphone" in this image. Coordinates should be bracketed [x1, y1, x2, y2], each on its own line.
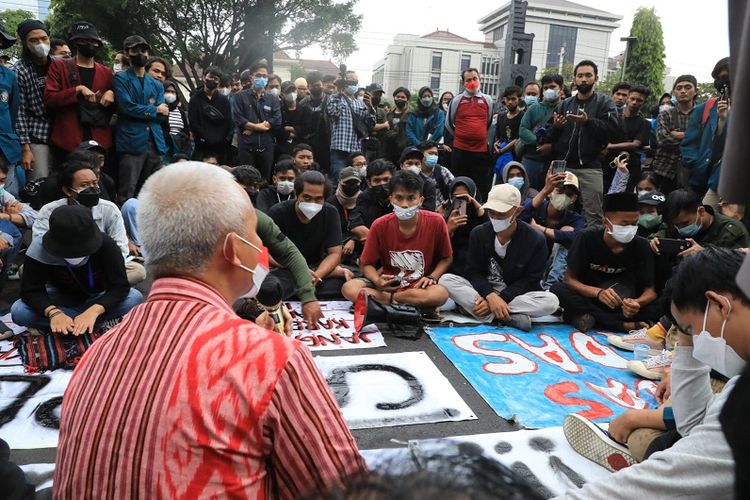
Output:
[386, 276, 402, 288]
[609, 152, 630, 169]
[452, 198, 468, 217]
[659, 238, 693, 255]
[551, 160, 567, 174]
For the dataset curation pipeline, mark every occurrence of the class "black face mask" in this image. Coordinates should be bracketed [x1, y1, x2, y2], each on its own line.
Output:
[714, 76, 730, 93]
[371, 96, 381, 107]
[341, 183, 360, 197]
[76, 44, 97, 58]
[394, 99, 407, 109]
[576, 83, 593, 95]
[130, 53, 147, 68]
[205, 79, 218, 90]
[75, 186, 100, 208]
[371, 185, 389, 201]
[310, 87, 323, 98]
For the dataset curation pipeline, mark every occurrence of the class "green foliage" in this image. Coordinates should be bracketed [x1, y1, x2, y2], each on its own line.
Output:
[46, 0, 361, 91]
[696, 82, 715, 103]
[596, 71, 623, 97]
[624, 7, 666, 107]
[0, 9, 36, 61]
[289, 62, 306, 81]
[541, 60, 573, 85]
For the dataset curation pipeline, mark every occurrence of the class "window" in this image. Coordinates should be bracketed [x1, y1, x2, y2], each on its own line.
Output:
[431, 52, 442, 72]
[493, 25, 505, 41]
[461, 55, 471, 72]
[545, 24, 577, 69]
[431, 75, 441, 90]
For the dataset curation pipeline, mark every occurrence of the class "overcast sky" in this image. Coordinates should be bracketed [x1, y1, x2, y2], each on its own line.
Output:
[299, 0, 729, 84]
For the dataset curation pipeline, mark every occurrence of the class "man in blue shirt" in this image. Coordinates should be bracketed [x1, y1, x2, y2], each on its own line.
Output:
[0, 24, 21, 196]
[113, 35, 168, 203]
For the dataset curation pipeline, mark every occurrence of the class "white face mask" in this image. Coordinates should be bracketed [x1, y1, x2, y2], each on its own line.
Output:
[113, 63, 123, 73]
[491, 214, 515, 233]
[268, 88, 281, 97]
[219, 88, 231, 96]
[31, 43, 50, 58]
[276, 180, 294, 195]
[393, 204, 419, 221]
[543, 88, 560, 102]
[285, 92, 297, 103]
[550, 192, 573, 211]
[404, 165, 422, 176]
[164, 93, 177, 104]
[298, 201, 323, 220]
[64, 256, 89, 267]
[358, 166, 367, 178]
[637, 190, 651, 198]
[692, 298, 746, 378]
[607, 221, 638, 244]
[223, 233, 268, 299]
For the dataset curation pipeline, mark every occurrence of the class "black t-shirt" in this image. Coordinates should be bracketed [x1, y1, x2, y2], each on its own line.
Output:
[495, 110, 523, 144]
[268, 199, 342, 266]
[609, 113, 651, 169]
[78, 65, 95, 90]
[567, 226, 654, 293]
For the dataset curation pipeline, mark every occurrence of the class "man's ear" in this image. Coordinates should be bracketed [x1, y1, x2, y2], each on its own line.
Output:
[222, 233, 243, 267]
[706, 290, 733, 320]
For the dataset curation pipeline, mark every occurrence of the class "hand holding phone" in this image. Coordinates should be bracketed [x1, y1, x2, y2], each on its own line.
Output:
[452, 197, 468, 217]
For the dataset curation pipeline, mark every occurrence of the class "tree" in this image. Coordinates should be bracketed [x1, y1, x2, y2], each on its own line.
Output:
[696, 82, 715, 103]
[46, 0, 361, 91]
[0, 9, 36, 61]
[541, 60, 573, 85]
[623, 7, 666, 107]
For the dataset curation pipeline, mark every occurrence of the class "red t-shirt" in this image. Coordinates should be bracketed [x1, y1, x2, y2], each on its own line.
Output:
[360, 210, 453, 286]
[453, 95, 490, 153]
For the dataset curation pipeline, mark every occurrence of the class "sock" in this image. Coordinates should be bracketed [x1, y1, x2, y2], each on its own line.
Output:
[646, 322, 667, 342]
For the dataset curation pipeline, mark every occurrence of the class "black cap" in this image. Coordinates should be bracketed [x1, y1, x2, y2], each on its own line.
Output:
[399, 146, 423, 163]
[77, 139, 106, 154]
[711, 57, 730, 79]
[43, 205, 104, 258]
[638, 191, 666, 206]
[604, 192, 639, 213]
[17, 19, 47, 41]
[281, 80, 296, 93]
[0, 22, 16, 50]
[366, 83, 383, 93]
[123, 35, 150, 52]
[68, 21, 102, 45]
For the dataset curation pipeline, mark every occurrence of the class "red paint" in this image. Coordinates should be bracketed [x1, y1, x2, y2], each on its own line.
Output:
[586, 340, 605, 356]
[607, 453, 630, 471]
[544, 350, 563, 363]
[544, 381, 613, 420]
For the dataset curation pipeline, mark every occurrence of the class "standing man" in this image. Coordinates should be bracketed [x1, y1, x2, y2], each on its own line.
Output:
[493, 85, 524, 162]
[445, 68, 494, 200]
[604, 85, 652, 192]
[232, 60, 280, 180]
[325, 70, 376, 184]
[188, 66, 232, 164]
[651, 75, 697, 194]
[298, 70, 331, 174]
[611, 82, 632, 112]
[113, 35, 167, 202]
[44, 21, 114, 162]
[549, 60, 619, 224]
[294, 77, 308, 101]
[14, 19, 54, 181]
[53, 163, 366, 498]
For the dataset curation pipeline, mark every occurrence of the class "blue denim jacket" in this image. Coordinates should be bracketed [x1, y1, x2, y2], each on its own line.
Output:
[113, 69, 166, 155]
[0, 66, 21, 165]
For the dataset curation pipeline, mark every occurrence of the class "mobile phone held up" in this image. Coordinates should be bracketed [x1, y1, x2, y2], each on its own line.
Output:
[659, 238, 692, 255]
[551, 160, 567, 175]
[452, 197, 467, 217]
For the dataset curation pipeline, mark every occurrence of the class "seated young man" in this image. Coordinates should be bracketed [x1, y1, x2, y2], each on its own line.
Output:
[551, 192, 661, 332]
[444, 176, 485, 277]
[502, 161, 538, 203]
[256, 159, 297, 212]
[342, 171, 451, 315]
[327, 166, 362, 264]
[348, 158, 394, 247]
[268, 170, 349, 299]
[12, 205, 144, 333]
[416, 140, 454, 208]
[399, 146, 438, 211]
[348, 151, 368, 179]
[555, 246, 746, 500]
[34, 162, 146, 285]
[519, 168, 586, 288]
[292, 143, 316, 173]
[636, 190, 666, 237]
[440, 184, 559, 331]
[0, 162, 37, 292]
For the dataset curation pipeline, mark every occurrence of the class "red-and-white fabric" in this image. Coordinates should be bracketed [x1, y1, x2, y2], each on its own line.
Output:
[54, 277, 366, 499]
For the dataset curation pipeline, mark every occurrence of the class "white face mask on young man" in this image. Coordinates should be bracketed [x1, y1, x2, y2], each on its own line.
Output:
[606, 219, 638, 244]
[692, 296, 746, 378]
[298, 202, 323, 220]
[490, 214, 515, 233]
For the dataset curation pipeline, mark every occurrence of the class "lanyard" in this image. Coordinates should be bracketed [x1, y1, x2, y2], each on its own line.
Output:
[65, 261, 95, 293]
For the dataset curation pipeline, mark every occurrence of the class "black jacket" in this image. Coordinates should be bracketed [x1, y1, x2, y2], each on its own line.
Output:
[467, 220, 547, 302]
[549, 92, 619, 169]
[188, 87, 232, 147]
[232, 89, 282, 150]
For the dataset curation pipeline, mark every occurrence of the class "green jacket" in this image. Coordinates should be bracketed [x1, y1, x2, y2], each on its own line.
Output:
[256, 209, 316, 303]
[518, 101, 557, 160]
[653, 206, 750, 249]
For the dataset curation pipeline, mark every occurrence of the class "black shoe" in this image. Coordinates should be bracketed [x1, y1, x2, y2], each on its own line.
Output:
[572, 313, 595, 332]
[506, 313, 532, 332]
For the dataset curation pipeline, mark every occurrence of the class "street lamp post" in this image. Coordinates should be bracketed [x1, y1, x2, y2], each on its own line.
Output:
[620, 36, 637, 82]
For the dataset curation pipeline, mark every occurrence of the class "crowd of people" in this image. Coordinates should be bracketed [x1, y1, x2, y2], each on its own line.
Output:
[0, 14, 745, 500]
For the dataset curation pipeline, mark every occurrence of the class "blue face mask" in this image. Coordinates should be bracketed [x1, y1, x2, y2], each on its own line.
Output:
[523, 95, 538, 106]
[677, 213, 702, 237]
[346, 84, 359, 96]
[424, 154, 438, 168]
[670, 95, 678, 106]
[507, 177, 525, 190]
[254, 77, 268, 89]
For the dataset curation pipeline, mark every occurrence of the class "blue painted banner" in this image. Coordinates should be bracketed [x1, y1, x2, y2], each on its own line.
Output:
[428, 325, 660, 428]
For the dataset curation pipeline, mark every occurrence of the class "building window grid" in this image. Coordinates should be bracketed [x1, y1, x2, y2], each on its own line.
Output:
[546, 24, 578, 69]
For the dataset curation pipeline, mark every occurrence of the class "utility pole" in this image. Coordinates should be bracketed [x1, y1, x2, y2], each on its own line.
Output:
[558, 44, 565, 75]
[620, 36, 637, 82]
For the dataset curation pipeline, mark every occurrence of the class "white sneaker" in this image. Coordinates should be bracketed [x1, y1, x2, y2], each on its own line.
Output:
[628, 350, 673, 380]
[563, 413, 636, 472]
[607, 328, 663, 354]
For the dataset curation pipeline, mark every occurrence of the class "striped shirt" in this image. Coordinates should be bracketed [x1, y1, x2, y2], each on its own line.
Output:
[168, 108, 185, 133]
[54, 276, 366, 499]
